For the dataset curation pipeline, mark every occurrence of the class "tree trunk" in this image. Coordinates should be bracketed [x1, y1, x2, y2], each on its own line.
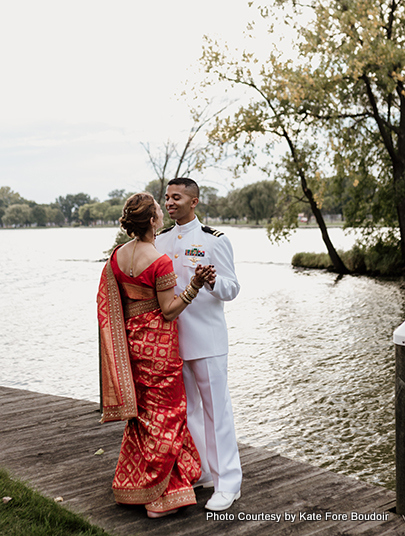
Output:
[301, 178, 350, 274]
[394, 163, 405, 267]
[284, 131, 350, 274]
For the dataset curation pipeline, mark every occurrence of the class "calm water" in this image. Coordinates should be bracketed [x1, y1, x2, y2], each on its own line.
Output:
[0, 226, 404, 490]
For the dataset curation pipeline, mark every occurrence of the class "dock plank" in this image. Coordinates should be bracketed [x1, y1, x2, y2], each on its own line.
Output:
[0, 386, 404, 535]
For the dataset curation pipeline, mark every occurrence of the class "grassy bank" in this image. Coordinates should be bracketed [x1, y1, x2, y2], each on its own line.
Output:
[292, 240, 404, 277]
[0, 468, 111, 536]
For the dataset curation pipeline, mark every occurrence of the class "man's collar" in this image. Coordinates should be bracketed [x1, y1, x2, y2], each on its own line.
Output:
[175, 216, 200, 231]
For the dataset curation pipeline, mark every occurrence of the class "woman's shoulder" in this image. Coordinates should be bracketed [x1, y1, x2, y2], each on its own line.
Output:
[153, 253, 174, 274]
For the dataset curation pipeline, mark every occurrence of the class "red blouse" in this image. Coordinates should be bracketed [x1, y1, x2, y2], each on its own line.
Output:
[110, 249, 176, 302]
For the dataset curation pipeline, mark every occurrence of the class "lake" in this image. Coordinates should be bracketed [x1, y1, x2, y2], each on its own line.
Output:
[0, 225, 403, 490]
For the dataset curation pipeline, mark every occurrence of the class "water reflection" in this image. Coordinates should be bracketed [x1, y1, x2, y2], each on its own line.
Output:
[0, 226, 404, 490]
[228, 257, 403, 490]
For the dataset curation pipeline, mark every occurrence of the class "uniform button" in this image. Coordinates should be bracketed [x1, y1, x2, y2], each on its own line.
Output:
[174, 254, 179, 258]
[178, 234, 182, 239]
[175, 274, 178, 278]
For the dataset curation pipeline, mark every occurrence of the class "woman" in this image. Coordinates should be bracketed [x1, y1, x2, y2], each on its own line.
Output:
[97, 193, 211, 518]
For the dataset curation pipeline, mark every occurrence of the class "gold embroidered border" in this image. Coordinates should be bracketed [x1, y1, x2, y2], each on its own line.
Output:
[113, 473, 170, 505]
[99, 260, 138, 423]
[124, 298, 159, 320]
[156, 271, 177, 292]
[121, 281, 156, 300]
[145, 488, 197, 512]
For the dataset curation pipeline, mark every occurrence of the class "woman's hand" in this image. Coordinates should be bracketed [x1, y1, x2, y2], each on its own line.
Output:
[194, 264, 216, 288]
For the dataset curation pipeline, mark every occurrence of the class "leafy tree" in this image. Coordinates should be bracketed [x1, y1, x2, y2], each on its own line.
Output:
[2, 204, 32, 227]
[55, 193, 95, 223]
[237, 181, 279, 224]
[0, 186, 24, 206]
[78, 205, 92, 226]
[198, 186, 220, 222]
[200, 32, 349, 273]
[89, 202, 110, 223]
[108, 189, 127, 204]
[31, 205, 48, 227]
[46, 206, 65, 226]
[217, 189, 243, 223]
[145, 179, 169, 207]
[253, 0, 405, 264]
[0, 187, 27, 226]
[77, 202, 109, 225]
[105, 204, 123, 223]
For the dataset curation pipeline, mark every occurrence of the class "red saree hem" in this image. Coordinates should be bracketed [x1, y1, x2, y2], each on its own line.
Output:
[113, 473, 170, 504]
[145, 488, 197, 512]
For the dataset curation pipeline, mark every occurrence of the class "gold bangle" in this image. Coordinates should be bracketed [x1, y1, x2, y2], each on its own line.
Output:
[190, 276, 204, 290]
[185, 284, 198, 299]
[179, 292, 192, 304]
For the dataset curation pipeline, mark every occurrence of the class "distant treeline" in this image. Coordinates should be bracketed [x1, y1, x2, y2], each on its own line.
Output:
[0, 180, 343, 228]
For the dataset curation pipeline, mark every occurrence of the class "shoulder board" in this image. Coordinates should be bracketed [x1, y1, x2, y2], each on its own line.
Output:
[157, 225, 175, 235]
[201, 225, 224, 238]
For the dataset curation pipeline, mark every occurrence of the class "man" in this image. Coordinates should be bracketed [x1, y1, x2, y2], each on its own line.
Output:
[155, 177, 242, 512]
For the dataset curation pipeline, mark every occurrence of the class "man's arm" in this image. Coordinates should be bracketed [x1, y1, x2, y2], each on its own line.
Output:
[206, 235, 240, 301]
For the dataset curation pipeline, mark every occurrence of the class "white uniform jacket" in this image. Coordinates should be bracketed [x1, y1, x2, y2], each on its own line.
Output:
[155, 217, 240, 360]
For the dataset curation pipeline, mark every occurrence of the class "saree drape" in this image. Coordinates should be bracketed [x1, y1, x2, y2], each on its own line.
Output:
[97, 250, 201, 512]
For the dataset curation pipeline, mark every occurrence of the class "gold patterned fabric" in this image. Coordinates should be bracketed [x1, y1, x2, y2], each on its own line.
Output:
[97, 259, 138, 423]
[97, 248, 201, 512]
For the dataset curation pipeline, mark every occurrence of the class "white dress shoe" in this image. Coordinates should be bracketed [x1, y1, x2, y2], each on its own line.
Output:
[193, 477, 214, 489]
[205, 490, 241, 511]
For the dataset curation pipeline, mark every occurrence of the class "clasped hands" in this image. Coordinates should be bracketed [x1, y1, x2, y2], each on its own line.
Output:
[194, 264, 216, 289]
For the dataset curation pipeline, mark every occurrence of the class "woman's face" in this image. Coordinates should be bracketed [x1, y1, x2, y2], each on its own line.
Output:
[153, 201, 164, 230]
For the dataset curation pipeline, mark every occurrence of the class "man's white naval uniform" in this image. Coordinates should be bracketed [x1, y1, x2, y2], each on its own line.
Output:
[156, 216, 242, 494]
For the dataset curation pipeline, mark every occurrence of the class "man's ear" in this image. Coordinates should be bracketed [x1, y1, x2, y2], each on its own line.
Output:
[191, 197, 199, 209]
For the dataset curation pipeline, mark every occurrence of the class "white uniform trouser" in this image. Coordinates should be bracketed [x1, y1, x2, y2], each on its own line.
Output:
[182, 354, 242, 494]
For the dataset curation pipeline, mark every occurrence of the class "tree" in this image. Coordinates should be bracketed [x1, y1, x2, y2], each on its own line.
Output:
[200, 29, 350, 273]
[217, 189, 243, 223]
[253, 0, 405, 265]
[31, 205, 48, 227]
[46, 205, 65, 226]
[55, 193, 95, 223]
[237, 181, 279, 224]
[198, 186, 220, 222]
[141, 104, 229, 204]
[2, 204, 32, 227]
[0, 187, 27, 227]
[145, 179, 169, 207]
[78, 202, 111, 225]
[108, 189, 127, 204]
[105, 204, 123, 223]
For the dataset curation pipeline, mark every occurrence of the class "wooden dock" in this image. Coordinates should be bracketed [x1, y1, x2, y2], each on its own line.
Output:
[0, 385, 404, 535]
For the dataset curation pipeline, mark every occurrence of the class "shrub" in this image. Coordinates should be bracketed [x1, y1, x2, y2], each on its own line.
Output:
[292, 239, 403, 276]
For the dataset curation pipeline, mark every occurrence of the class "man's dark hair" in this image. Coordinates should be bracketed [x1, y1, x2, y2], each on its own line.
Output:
[167, 177, 199, 197]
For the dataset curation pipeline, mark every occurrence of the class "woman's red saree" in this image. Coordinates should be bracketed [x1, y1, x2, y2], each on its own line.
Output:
[97, 249, 201, 512]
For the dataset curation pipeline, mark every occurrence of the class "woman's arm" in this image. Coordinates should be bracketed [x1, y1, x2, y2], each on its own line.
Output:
[157, 286, 188, 322]
[157, 264, 214, 322]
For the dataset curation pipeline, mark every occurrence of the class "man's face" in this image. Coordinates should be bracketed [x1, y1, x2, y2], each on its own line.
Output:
[164, 184, 198, 225]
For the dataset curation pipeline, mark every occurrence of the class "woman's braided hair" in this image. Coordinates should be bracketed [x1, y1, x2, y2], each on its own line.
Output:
[119, 193, 157, 239]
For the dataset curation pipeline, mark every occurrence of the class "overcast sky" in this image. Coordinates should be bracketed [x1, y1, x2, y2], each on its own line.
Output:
[0, 0, 271, 204]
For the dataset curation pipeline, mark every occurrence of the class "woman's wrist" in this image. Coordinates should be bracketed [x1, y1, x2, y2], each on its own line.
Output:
[179, 277, 202, 305]
[190, 275, 204, 289]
